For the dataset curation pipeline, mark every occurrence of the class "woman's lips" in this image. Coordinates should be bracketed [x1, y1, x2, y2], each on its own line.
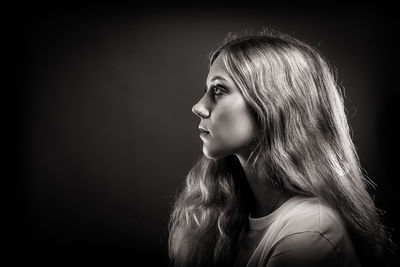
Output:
[198, 125, 210, 133]
[199, 125, 210, 137]
[199, 131, 209, 140]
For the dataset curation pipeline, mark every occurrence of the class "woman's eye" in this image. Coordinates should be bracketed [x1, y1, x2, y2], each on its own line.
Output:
[212, 85, 224, 96]
[204, 84, 226, 97]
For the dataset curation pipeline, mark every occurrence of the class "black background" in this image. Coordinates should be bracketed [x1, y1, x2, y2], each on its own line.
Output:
[11, 2, 398, 266]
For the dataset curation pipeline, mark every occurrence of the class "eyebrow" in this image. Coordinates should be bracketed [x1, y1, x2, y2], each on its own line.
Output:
[210, 75, 229, 83]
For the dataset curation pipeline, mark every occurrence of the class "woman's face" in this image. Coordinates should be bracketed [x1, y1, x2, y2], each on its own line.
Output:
[192, 54, 257, 160]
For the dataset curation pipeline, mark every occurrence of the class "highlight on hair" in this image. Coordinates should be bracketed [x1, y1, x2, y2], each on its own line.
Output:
[169, 29, 394, 267]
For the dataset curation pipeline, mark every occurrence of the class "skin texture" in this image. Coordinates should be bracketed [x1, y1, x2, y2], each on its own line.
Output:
[192, 54, 257, 160]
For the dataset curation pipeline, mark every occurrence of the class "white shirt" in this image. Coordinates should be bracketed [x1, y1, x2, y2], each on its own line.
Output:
[234, 195, 361, 267]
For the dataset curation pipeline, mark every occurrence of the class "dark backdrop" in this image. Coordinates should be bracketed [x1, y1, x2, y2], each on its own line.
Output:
[13, 2, 398, 266]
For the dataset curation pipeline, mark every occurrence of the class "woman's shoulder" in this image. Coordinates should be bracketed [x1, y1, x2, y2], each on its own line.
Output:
[275, 195, 347, 237]
[264, 195, 360, 266]
[248, 195, 360, 266]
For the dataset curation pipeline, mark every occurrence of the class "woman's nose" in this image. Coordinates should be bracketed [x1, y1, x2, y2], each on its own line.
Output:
[192, 102, 210, 118]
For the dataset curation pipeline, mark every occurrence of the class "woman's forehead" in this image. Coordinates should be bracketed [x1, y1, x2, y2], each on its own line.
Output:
[206, 55, 230, 84]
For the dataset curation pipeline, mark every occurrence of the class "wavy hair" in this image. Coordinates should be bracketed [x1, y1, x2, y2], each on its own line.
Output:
[169, 30, 393, 267]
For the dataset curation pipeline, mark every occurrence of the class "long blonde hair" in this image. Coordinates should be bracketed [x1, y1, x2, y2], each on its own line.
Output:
[169, 30, 393, 267]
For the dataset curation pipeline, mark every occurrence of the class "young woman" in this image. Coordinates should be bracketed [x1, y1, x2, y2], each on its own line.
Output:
[168, 30, 393, 267]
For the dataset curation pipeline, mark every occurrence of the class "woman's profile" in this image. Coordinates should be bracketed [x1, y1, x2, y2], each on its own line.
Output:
[168, 29, 394, 267]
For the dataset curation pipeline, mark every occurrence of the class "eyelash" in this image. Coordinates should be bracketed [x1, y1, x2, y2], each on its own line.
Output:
[205, 85, 225, 96]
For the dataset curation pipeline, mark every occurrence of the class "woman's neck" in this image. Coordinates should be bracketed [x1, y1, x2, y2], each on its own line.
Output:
[236, 153, 292, 218]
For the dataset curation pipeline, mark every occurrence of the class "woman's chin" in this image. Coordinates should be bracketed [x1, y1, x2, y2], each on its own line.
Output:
[202, 147, 218, 159]
[202, 147, 229, 160]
